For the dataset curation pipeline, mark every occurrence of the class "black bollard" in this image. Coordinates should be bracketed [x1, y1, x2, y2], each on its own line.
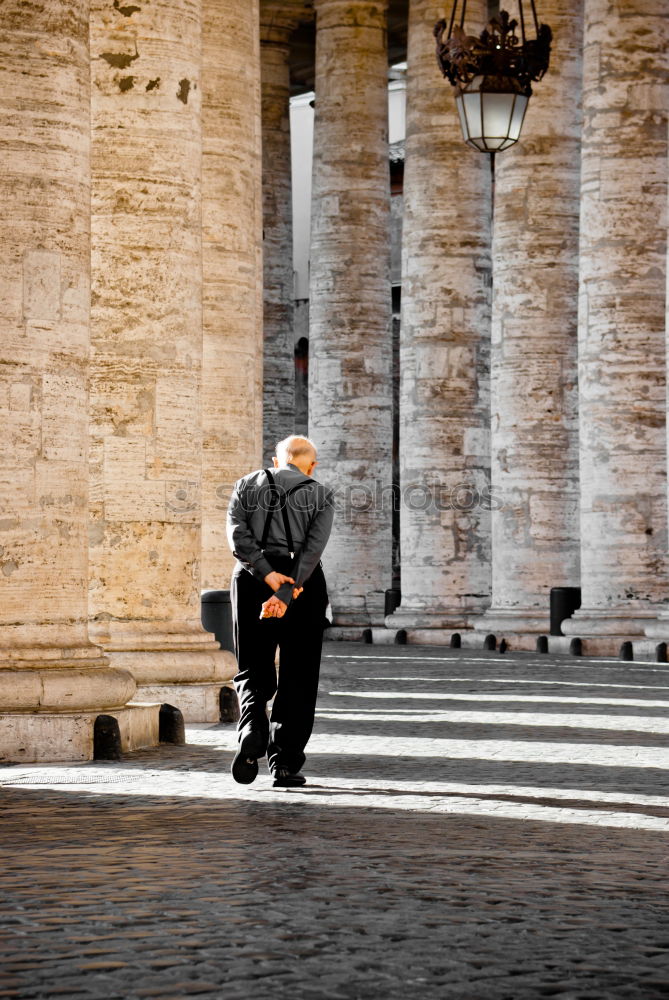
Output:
[219, 686, 240, 723]
[94, 714, 122, 760]
[384, 588, 401, 616]
[159, 704, 185, 745]
[201, 590, 235, 652]
[550, 587, 582, 636]
[536, 635, 549, 654]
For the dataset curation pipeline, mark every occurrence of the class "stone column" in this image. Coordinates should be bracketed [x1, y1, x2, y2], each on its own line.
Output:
[201, 0, 264, 590]
[89, 0, 234, 721]
[563, 0, 669, 650]
[309, 0, 393, 630]
[260, 2, 310, 462]
[472, 0, 584, 649]
[0, 0, 139, 762]
[385, 0, 492, 642]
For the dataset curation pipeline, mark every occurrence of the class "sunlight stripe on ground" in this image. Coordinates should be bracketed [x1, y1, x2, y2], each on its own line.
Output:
[316, 709, 669, 733]
[329, 690, 669, 708]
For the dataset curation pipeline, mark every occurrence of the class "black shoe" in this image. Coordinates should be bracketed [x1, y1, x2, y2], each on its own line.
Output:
[272, 768, 307, 788]
[231, 731, 266, 785]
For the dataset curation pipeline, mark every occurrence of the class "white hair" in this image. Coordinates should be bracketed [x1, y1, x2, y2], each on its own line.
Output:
[275, 435, 317, 465]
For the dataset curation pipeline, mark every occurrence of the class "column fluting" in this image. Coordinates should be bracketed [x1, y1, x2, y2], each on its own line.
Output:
[309, 0, 393, 629]
[386, 0, 492, 638]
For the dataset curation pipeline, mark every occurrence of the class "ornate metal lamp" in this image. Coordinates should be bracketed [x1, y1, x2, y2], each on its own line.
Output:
[435, 1, 552, 153]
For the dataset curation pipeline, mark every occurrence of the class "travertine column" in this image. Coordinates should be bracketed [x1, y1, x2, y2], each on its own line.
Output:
[260, 2, 310, 462]
[473, 0, 583, 647]
[201, 0, 264, 589]
[0, 0, 137, 761]
[309, 0, 393, 629]
[386, 0, 492, 639]
[90, 0, 233, 721]
[563, 0, 669, 645]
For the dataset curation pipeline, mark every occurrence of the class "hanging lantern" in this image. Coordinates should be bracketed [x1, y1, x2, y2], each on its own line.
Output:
[435, 1, 552, 153]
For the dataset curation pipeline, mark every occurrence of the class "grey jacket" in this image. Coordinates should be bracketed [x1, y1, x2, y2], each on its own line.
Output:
[226, 464, 335, 605]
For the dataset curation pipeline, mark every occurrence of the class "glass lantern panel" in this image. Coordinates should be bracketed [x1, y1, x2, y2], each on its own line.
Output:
[481, 92, 516, 144]
[509, 94, 529, 140]
[462, 92, 482, 144]
[455, 95, 468, 144]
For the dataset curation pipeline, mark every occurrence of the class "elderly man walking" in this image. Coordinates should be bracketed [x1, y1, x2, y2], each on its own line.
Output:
[226, 435, 334, 787]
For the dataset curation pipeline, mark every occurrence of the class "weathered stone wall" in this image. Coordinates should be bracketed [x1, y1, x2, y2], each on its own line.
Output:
[0, 0, 137, 757]
[309, 0, 394, 628]
[201, 0, 264, 590]
[476, 0, 583, 641]
[564, 0, 669, 639]
[387, 0, 492, 637]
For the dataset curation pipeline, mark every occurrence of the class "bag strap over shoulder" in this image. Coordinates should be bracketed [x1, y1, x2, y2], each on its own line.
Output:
[261, 468, 298, 558]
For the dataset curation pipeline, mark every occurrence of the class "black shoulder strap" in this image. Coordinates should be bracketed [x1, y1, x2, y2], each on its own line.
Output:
[261, 469, 296, 557]
[260, 469, 280, 550]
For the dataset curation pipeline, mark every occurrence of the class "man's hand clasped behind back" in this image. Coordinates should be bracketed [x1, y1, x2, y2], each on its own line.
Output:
[261, 571, 304, 619]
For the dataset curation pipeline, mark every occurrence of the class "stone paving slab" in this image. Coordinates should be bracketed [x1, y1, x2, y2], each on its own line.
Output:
[0, 642, 668, 999]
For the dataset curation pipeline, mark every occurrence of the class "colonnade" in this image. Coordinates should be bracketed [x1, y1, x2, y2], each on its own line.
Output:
[299, 0, 668, 655]
[0, 0, 668, 762]
[0, 0, 259, 760]
[395, 0, 667, 654]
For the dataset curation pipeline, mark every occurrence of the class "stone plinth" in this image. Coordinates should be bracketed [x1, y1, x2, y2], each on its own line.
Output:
[309, 0, 393, 627]
[0, 702, 160, 764]
[0, 0, 142, 761]
[385, 0, 492, 635]
[89, 0, 230, 719]
[563, 0, 669, 640]
[472, 0, 583, 644]
[201, 0, 264, 590]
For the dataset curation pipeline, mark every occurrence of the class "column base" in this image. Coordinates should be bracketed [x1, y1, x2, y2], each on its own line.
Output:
[385, 606, 472, 630]
[326, 625, 371, 642]
[0, 644, 136, 713]
[89, 621, 237, 722]
[329, 591, 391, 630]
[644, 614, 669, 641]
[560, 609, 665, 654]
[471, 607, 550, 635]
[0, 702, 160, 764]
[460, 607, 549, 653]
[562, 608, 660, 637]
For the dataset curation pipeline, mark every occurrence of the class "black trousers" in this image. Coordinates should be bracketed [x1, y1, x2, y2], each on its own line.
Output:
[230, 555, 328, 774]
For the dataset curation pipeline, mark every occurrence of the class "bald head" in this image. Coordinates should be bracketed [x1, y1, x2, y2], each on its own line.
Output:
[274, 435, 318, 476]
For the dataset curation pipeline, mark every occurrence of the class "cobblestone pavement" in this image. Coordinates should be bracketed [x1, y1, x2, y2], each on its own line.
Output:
[1, 642, 669, 1000]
